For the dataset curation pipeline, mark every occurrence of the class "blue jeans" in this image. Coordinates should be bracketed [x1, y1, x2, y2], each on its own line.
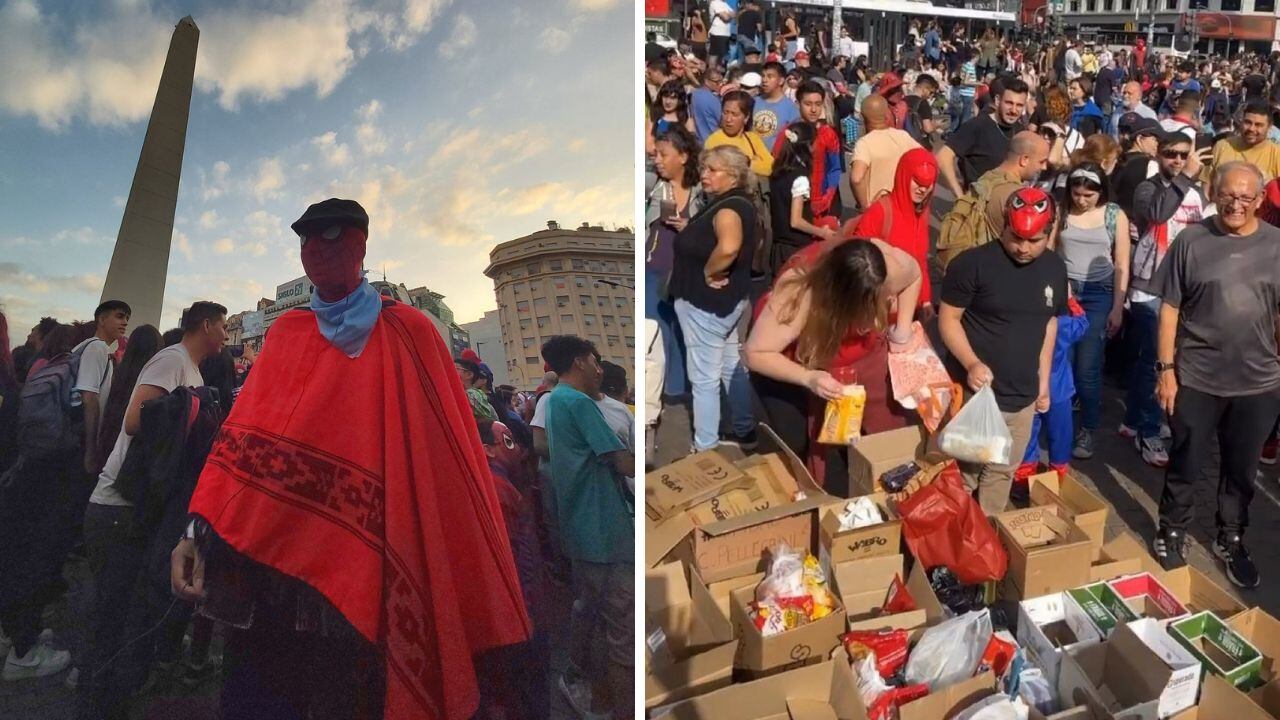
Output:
[1124, 297, 1162, 440]
[1070, 279, 1112, 432]
[645, 268, 689, 397]
[674, 298, 755, 450]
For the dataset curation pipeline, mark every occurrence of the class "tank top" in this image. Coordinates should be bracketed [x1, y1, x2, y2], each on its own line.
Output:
[1058, 209, 1115, 283]
[670, 190, 758, 317]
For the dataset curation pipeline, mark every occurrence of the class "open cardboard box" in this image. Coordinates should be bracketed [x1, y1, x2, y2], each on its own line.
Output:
[1229, 607, 1280, 686]
[646, 449, 749, 522]
[896, 671, 997, 720]
[1200, 672, 1280, 720]
[995, 506, 1092, 600]
[645, 561, 737, 708]
[686, 454, 801, 525]
[646, 424, 837, 582]
[1169, 610, 1264, 690]
[832, 554, 904, 622]
[1016, 591, 1105, 684]
[729, 583, 847, 678]
[1161, 564, 1246, 619]
[1057, 619, 1201, 719]
[1028, 472, 1108, 561]
[654, 659, 866, 720]
[1106, 572, 1189, 622]
[818, 493, 902, 565]
[847, 425, 931, 496]
[1090, 531, 1152, 582]
[708, 572, 764, 622]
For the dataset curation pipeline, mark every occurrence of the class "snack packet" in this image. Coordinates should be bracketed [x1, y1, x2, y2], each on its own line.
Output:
[843, 629, 910, 679]
[748, 544, 836, 634]
[976, 631, 1018, 681]
[818, 383, 866, 445]
[837, 496, 883, 530]
[882, 573, 917, 614]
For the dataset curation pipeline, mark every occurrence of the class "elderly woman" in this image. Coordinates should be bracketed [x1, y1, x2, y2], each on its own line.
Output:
[746, 236, 921, 493]
[670, 145, 759, 451]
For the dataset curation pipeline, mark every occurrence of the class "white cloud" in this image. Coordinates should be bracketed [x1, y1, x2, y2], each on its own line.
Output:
[571, 0, 621, 9]
[198, 210, 221, 230]
[539, 27, 571, 54]
[358, 99, 382, 121]
[252, 157, 284, 201]
[201, 161, 232, 201]
[354, 99, 387, 154]
[497, 182, 569, 215]
[174, 229, 193, 261]
[113, 195, 126, 208]
[437, 14, 476, 59]
[212, 237, 235, 254]
[311, 131, 351, 166]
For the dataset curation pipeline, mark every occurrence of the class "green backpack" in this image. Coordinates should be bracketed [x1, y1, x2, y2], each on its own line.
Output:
[936, 173, 1019, 272]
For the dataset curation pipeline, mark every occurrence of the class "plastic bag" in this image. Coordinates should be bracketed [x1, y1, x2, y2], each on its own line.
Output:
[842, 629, 910, 679]
[1015, 668, 1056, 715]
[818, 384, 866, 445]
[837, 496, 883, 530]
[939, 386, 1013, 465]
[903, 609, 993, 690]
[976, 631, 1018, 681]
[749, 544, 837, 636]
[953, 695, 1029, 720]
[854, 652, 891, 710]
[887, 322, 955, 431]
[898, 463, 1008, 584]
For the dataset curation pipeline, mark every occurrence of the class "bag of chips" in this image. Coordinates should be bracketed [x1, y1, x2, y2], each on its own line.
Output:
[843, 629, 910, 679]
[818, 383, 867, 445]
[748, 544, 837, 636]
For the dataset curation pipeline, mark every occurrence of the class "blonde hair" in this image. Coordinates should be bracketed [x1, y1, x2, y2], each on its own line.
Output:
[1071, 133, 1120, 169]
[700, 145, 752, 189]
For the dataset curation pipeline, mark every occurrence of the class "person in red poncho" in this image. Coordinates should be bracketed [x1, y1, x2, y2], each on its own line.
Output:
[171, 198, 531, 720]
[849, 147, 939, 318]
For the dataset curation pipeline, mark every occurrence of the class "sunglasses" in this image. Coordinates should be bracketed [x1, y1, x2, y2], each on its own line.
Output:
[299, 225, 343, 247]
[1160, 150, 1190, 159]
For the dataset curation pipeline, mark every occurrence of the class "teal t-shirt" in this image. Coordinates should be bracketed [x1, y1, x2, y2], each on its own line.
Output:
[545, 384, 630, 563]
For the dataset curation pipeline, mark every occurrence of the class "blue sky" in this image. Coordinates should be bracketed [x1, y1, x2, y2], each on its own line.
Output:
[0, 0, 633, 343]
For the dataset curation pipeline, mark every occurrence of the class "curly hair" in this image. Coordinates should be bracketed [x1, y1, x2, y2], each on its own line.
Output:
[1043, 86, 1071, 125]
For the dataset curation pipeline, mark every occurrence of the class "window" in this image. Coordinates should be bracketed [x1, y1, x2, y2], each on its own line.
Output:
[561, 314, 575, 324]
[556, 295, 570, 308]
[1102, 0, 1112, 10]
[620, 316, 631, 327]
[1258, 0, 1275, 11]
[530, 280, 541, 292]
[1069, 0, 1080, 10]
[526, 356, 538, 364]
[589, 334, 603, 347]
[523, 337, 534, 348]
[516, 300, 530, 313]
[572, 259, 586, 270]
[519, 318, 531, 331]
[513, 281, 526, 295]
[603, 315, 613, 327]
[625, 337, 635, 348]
[607, 335, 620, 346]
[1085, 0, 1095, 10]
[603, 261, 619, 272]
[597, 297, 607, 308]
[1121, 0, 1132, 10]
[589, 261, 603, 272]
[534, 297, 548, 311]
[579, 295, 591, 306]
[623, 262, 634, 273]
[549, 259, 564, 271]
[553, 276, 567, 290]
[510, 268, 525, 278]
[574, 276, 587, 288]
[1220, 0, 1240, 7]
[537, 315, 550, 328]
[613, 297, 626, 308]
[584, 315, 596, 327]
[526, 261, 541, 275]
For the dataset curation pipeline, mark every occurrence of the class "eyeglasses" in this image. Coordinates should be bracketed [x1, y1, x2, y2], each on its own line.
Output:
[299, 225, 343, 247]
[1160, 150, 1189, 159]
[1218, 194, 1258, 208]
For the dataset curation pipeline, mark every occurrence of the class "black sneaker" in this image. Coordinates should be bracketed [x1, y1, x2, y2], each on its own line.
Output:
[1152, 527, 1188, 571]
[1214, 534, 1260, 589]
[719, 429, 759, 452]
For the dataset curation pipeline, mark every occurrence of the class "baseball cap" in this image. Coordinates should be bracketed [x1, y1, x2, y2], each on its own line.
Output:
[740, 72, 762, 89]
[1120, 113, 1161, 137]
[795, 50, 810, 60]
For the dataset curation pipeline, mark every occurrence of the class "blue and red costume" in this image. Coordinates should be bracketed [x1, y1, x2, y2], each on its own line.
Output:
[1015, 297, 1089, 485]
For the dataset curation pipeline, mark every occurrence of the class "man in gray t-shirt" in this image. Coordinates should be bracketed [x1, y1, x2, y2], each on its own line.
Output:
[1151, 161, 1280, 589]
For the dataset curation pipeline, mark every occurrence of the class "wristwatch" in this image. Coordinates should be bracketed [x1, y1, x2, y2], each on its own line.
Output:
[1155, 361, 1176, 373]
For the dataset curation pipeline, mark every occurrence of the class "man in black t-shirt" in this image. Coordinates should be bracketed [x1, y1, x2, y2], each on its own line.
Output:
[904, 75, 939, 145]
[939, 187, 1067, 514]
[1111, 113, 1161, 220]
[938, 77, 1029, 197]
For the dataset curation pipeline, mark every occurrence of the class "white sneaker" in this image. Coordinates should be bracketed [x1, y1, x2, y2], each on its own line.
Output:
[3, 643, 71, 681]
[1118, 423, 1137, 440]
[1137, 436, 1169, 468]
[1161, 423, 1172, 440]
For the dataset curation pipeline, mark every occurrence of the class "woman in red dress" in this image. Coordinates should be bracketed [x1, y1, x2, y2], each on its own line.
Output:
[745, 237, 921, 495]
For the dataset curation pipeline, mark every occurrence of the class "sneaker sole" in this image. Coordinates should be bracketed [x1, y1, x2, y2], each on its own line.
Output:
[1118, 426, 1137, 439]
[1261, 456, 1278, 466]
[558, 676, 594, 718]
[1213, 544, 1261, 589]
[1142, 453, 1169, 468]
[1150, 537, 1187, 571]
[1072, 449, 1094, 460]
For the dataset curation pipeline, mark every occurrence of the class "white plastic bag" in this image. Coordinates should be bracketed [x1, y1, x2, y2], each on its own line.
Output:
[953, 695, 1028, 720]
[837, 496, 884, 531]
[939, 385, 1013, 465]
[903, 609, 993, 690]
[754, 543, 805, 603]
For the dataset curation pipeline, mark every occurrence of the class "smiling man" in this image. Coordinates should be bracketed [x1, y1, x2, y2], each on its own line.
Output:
[1204, 100, 1280, 186]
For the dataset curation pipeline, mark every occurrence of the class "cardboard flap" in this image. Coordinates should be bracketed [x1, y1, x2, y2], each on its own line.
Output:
[833, 554, 903, 611]
[646, 450, 750, 520]
[997, 507, 1088, 549]
[1161, 565, 1245, 618]
[645, 641, 737, 709]
[660, 660, 857, 720]
[1201, 672, 1277, 720]
[786, 699, 838, 720]
[688, 567, 735, 649]
[1228, 608, 1280, 681]
[647, 512, 696, 567]
[647, 561, 692, 612]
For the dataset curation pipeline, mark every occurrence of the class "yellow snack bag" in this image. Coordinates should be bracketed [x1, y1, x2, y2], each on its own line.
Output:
[818, 384, 866, 445]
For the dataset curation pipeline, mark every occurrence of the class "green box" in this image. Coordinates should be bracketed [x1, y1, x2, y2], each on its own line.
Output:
[1091, 580, 1140, 623]
[1067, 584, 1123, 637]
[1169, 611, 1264, 691]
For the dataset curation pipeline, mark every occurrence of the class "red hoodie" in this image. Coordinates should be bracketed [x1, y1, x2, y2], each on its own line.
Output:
[848, 147, 939, 307]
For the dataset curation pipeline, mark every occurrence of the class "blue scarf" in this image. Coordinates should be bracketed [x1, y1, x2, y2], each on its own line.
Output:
[310, 278, 382, 358]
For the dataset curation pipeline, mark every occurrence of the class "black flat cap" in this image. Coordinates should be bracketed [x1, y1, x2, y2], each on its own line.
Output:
[291, 198, 369, 236]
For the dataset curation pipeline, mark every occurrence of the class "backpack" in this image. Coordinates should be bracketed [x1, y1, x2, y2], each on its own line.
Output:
[16, 340, 105, 460]
[936, 173, 1019, 271]
[904, 98, 929, 146]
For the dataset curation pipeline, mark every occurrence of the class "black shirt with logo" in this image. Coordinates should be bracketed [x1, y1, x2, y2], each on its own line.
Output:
[946, 113, 1024, 188]
[942, 241, 1068, 411]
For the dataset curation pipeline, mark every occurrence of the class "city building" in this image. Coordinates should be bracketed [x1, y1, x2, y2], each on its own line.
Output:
[1031, 0, 1276, 53]
[460, 310, 510, 388]
[226, 301, 270, 350]
[484, 221, 635, 391]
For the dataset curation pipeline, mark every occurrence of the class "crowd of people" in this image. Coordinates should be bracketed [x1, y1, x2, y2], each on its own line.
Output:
[646, 13, 1280, 593]
[0, 198, 636, 720]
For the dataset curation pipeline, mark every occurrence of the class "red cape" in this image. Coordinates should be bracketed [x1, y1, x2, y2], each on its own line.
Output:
[188, 302, 531, 720]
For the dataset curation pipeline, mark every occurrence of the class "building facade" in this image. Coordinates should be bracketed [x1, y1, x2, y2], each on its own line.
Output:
[460, 310, 510, 388]
[1044, 0, 1276, 52]
[484, 221, 635, 391]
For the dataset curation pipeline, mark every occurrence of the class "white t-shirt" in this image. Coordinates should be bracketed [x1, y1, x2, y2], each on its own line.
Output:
[72, 338, 114, 426]
[791, 175, 812, 200]
[595, 395, 634, 490]
[530, 391, 553, 429]
[708, 0, 732, 37]
[1064, 49, 1083, 80]
[90, 343, 205, 507]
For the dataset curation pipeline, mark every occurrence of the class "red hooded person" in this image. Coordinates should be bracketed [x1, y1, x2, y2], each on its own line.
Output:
[848, 147, 939, 311]
[178, 198, 531, 720]
[878, 72, 908, 130]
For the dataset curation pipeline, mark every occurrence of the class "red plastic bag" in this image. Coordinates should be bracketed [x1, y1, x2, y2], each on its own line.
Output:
[897, 462, 1007, 584]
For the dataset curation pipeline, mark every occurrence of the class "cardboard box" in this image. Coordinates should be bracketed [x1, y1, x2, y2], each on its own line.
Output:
[1199, 673, 1280, 720]
[1161, 565, 1246, 619]
[1067, 583, 1127, 637]
[645, 562, 737, 708]
[896, 671, 997, 720]
[730, 585, 847, 677]
[708, 572, 764, 621]
[1028, 472, 1109, 560]
[848, 425, 929, 495]
[647, 512, 696, 568]
[845, 608, 930, 645]
[1170, 611, 1264, 690]
[655, 659, 866, 720]
[1106, 572, 1188, 621]
[646, 449, 749, 521]
[1016, 592, 1105, 684]
[903, 560, 949, 625]
[818, 493, 902, 565]
[1057, 620, 1201, 719]
[1228, 607, 1280, 685]
[995, 507, 1093, 599]
[831, 554, 905, 621]
[1090, 531, 1151, 582]
[686, 454, 801, 525]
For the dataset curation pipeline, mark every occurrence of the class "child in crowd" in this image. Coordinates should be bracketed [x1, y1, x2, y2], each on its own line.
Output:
[1013, 294, 1089, 501]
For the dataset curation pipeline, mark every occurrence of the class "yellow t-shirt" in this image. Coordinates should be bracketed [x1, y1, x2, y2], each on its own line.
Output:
[705, 129, 774, 178]
[1205, 137, 1280, 185]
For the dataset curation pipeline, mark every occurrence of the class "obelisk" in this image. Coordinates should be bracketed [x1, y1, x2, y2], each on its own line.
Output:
[99, 16, 199, 329]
